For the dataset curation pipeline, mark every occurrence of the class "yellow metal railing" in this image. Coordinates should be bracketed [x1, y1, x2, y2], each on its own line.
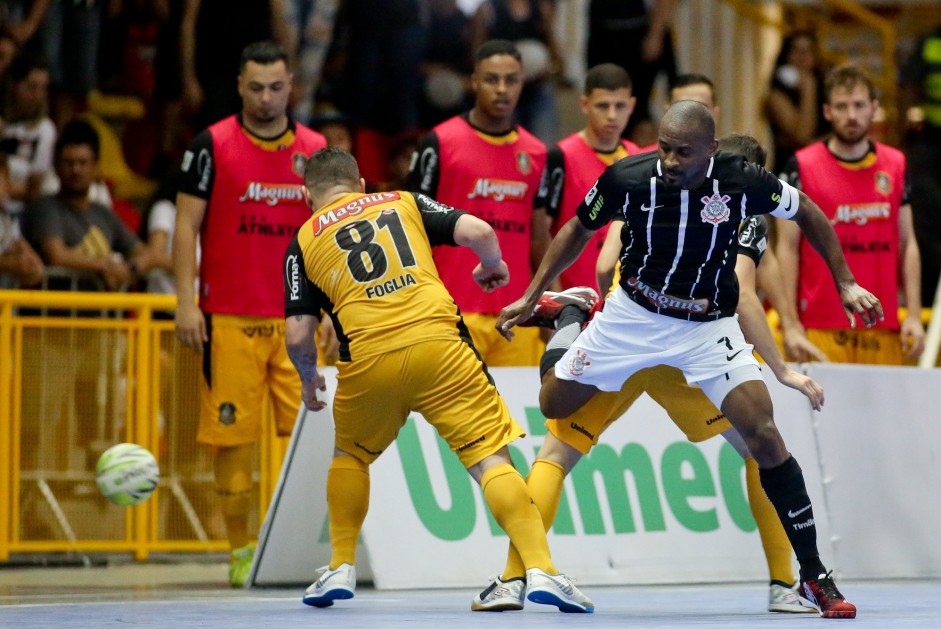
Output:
[0, 290, 289, 561]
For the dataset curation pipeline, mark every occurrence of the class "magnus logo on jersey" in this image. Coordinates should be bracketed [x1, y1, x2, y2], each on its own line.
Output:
[832, 202, 890, 226]
[700, 192, 732, 225]
[313, 192, 400, 236]
[239, 182, 305, 206]
[467, 178, 527, 202]
[285, 254, 301, 301]
[626, 277, 710, 314]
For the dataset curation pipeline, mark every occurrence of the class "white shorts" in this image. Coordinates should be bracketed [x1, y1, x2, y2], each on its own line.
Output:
[554, 287, 762, 407]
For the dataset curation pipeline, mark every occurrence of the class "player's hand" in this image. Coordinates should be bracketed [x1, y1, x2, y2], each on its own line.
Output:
[900, 313, 926, 359]
[782, 327, 829, 362]
[839, 282, 883, 328]
[301, 373, 328, 411]
[496, 295, 537, 340]
[473, 260, 510, 293]
[175, 301, 208, 353]
[777, 367, 825, 412]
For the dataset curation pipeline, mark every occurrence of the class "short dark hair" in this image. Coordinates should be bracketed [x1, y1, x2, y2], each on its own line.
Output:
[824, 63, 877, 101]
[584, 63, 632, 95]
[239, 41, 289, 72]
[304, 146, 360, 195]
[671, 73, 715, 98]
[474, 39, 521, 66]
[8, 54, 48, 84]
[718, 133, 767, 167]
[55, 119, 100, 160]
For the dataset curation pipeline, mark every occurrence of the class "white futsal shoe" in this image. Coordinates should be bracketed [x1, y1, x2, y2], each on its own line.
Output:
[525, 568, 594, 613]
[302, 563, 355, 607]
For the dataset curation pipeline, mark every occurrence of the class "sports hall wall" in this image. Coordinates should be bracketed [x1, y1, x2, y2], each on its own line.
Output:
[251, 364, 941, 588]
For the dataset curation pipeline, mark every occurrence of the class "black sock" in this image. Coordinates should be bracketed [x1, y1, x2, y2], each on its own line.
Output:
[758, 455, 827, 582]
[538, 305, 587, 379]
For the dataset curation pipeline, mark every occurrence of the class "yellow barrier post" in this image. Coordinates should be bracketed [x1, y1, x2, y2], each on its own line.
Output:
[0, 300, 12, 561]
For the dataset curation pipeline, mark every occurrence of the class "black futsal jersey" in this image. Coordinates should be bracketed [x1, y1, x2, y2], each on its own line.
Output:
[578, 150, 799, 322]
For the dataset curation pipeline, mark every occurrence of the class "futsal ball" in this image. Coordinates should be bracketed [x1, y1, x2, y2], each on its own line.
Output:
[96, 443, 160, 506]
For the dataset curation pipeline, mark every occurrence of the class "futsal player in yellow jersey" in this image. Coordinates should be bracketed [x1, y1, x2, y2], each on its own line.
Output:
[478, 135, 824, 614]
[282, 146, 593, 613]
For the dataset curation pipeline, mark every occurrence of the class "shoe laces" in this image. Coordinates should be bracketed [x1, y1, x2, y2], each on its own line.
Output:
[812, 571, 844, 601]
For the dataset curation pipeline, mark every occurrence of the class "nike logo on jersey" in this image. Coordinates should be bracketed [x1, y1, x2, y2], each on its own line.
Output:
[726, 350, 744, 361]
[640, 202, 663, 212]
[788, 504, 812, 519]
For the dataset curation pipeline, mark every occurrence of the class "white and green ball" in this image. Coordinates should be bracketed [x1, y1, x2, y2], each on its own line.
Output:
[96, 443, 160, 506]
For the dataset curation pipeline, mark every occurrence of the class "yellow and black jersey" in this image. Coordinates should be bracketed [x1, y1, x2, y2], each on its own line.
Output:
[285, 191, 468, 360]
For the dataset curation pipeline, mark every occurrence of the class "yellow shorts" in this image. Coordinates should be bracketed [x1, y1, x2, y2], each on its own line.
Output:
[806, 328, 903, 365]
[462, 312, 544, 366]
[198, 314, 301, 447]
[547, 365, 732, 454]
[333, 338, 524, 467]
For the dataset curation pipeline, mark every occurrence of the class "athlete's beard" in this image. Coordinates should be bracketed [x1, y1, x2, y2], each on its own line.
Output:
[832, 123, 868, 145]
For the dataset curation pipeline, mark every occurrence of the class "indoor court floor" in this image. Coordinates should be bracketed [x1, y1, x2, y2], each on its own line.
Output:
[0, 559, 938, 627]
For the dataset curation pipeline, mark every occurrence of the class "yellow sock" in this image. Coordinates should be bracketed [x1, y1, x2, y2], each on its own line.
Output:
[502, 459, 565, 580]
[327, 455, 370, 569]
[746, 457, 795, 584]
[215, 444, 255, 551]
[481, 463, 556, 575]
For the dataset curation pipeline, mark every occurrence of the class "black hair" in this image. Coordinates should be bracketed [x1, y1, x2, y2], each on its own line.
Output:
[584, 63, 632, 95]
[718, 133, 767, 167]
[670, 73, 715, 97]
[304, 146, 360, 193]
[7, 54, 49, 84]
[55, 119, 100, 160]
[239, 41, 289, 72]
[474, 39, 521, 66]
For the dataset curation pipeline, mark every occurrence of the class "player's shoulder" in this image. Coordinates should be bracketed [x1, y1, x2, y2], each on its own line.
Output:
[294, 122, 328, 148]
[873, 141, 905, 163]
[606, 150, 658, 181]
[514, 125, 547, 155]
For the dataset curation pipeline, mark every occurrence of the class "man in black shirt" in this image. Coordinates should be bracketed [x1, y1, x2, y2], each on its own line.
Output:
[497, 100, 880, 619]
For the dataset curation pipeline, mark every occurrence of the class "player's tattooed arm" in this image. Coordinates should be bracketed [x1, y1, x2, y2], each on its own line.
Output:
[285, 313, 327, 411]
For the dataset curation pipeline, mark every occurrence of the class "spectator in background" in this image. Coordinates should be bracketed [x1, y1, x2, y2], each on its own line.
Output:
[586, 0, 677, 145]
[0, 29, 22, 84]
[0, 0, 50, 52]
[471, 0, 562, 143]
[180, 0, 278, 129]
[337, 0, 427, 185]
[39, 0, 102, 126]
[420, 0, 473, 128]
[274, 0, 338, 124]
[139, 172, 186, 299]
[0, 156, 44, 288]
[900, 22, 941, 309]
[311, 108, 354, 152]
[23, 118, 152, 292]
[765, 30, 829, 172]
[408, 40, 550, 367]
[1, 54, 55, 216]
[776, 64, 923, 364]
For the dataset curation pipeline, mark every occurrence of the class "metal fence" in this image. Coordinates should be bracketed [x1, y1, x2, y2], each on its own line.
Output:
[0, 289, 289, 561]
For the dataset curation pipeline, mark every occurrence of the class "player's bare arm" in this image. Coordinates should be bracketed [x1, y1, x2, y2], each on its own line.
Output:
[453, 213, 510, 293]
[497, 216, 595, 337]
[736, 255, 824, 411]
[757, 244, 828, 362]
[285, 312, 328, 412]
[790, 190, 884, 327]
[173, 191, 208, 352]
[595, 218, 623, 297]
[898, 202, 925, 357]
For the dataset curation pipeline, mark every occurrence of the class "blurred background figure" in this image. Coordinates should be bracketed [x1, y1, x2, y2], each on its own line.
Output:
[274, 0, 338, 125]
[900, 20, 941, 309]
[764, 30, 830, 172]
[0, 155, 44, 288]
[180, 0, 278, 129]
[585, 0, 677, 146]
[470, 0, 563, 143]
[421, 0, 473, 129]
[1, 54, 56, 216]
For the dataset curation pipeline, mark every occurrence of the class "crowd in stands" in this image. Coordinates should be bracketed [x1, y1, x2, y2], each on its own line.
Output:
[0, 0, 939, 365]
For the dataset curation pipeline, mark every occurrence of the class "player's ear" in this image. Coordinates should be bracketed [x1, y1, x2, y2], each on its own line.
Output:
[706, 138, 719, 157]
[359, 178, 366, 193]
